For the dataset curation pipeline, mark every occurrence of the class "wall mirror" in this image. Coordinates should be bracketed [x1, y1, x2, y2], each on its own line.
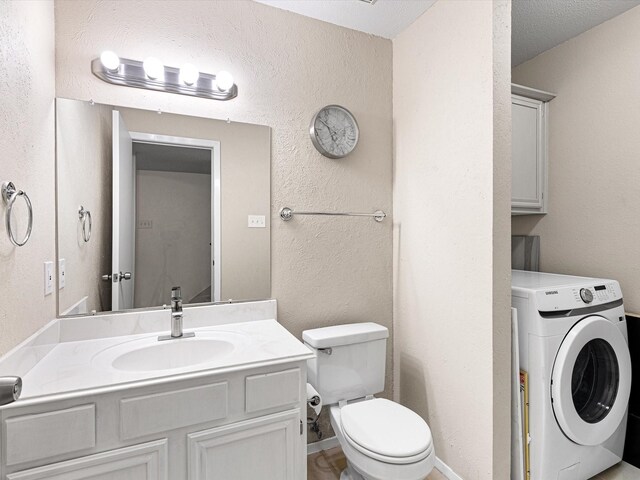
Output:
[56, 98, 271, 316]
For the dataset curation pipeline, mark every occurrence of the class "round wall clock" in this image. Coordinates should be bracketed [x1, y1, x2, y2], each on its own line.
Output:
[309, 105, 359, 159]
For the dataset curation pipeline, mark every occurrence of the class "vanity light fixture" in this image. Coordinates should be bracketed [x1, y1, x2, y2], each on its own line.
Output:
[180, 63, 199, 86]
[91, 52, 238, 101]
[142, 57, 164, 80]
[215, 70, 234, 92]
[99, 51, 120, 72]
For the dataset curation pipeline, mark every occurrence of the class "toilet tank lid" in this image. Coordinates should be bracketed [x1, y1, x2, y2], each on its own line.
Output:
[303, 323, 388, 349]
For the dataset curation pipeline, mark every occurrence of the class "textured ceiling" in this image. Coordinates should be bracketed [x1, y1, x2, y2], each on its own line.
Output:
[255, 0, 640, 66]
[512, 0, 640, 66]
[253, 0, 436, 39]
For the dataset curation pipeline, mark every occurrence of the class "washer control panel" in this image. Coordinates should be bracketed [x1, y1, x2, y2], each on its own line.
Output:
[573, 283, 619, 305]
[535, 281, 622, 312]
[579, 288, 594, 304]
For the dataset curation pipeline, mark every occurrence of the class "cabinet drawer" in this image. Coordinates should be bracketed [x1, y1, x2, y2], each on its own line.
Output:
[120, 382, 228, 440]
[245, 368, 300, 413]
[5, 404, 96, 466]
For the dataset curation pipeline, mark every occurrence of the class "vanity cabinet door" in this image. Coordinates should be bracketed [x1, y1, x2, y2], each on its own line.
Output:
[6, 440, 167, 480]
[188, 409, 301, 480]
[512, 94, 548, 215]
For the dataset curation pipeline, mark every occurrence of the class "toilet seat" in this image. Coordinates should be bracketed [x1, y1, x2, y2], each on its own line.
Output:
[340, 398, 433, 465]
[343, 429, 434, 465]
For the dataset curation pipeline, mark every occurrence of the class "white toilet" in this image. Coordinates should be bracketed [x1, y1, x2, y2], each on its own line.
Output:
[303, 323, 435, 480]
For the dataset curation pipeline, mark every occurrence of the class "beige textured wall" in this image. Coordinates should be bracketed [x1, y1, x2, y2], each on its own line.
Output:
[0, 1, 56, 355]
[118, 107, 271, 303]
[512, 5, 640, 314]
[492, 1, 513, 476]
[54, 0, 393, 406]
[393, 1, 511, 478]
[56, 98, 113, 314]
[135, 170, 211, 307]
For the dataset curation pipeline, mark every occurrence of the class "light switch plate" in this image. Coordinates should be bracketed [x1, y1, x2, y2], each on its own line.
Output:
[58, 259, 66, 289]
[248, 215, 266, 228]
[44, 261, 54, 296]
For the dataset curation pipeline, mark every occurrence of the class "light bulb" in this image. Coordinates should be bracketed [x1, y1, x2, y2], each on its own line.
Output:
[143, 57, 164, 80]
[100, 51, 120, 72]
[180, 63, 200, 86]
[215, 71, 234, 92]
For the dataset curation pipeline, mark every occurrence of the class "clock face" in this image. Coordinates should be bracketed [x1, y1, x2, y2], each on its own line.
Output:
[310, 105, 359, 159]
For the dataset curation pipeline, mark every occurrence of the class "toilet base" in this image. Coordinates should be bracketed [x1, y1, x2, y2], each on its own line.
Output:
[340, 462, 366, 480]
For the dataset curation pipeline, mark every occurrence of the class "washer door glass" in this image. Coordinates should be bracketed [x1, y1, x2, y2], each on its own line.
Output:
[572, 338, 619, 423]
[551, 315, 631, 446]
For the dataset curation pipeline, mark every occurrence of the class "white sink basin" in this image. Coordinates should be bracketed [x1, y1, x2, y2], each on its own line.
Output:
[92, 331, 247, 373]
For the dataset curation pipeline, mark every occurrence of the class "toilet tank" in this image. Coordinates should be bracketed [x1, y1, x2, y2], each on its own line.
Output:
[303, 323, 388, 405]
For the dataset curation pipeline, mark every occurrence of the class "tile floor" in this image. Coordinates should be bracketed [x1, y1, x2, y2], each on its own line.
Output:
[307, 446, 447, 480]
[307, 448, 640, 480]
[592, 461, 640, 480]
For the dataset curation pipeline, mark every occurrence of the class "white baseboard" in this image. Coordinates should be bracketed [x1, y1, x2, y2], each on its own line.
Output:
[435, 456, 464, 480]
[307, 436, 339, 455]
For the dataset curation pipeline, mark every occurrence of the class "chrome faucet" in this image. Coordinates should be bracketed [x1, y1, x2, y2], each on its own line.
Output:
[170, 286, 183, 336]
[158, 286, 195, 341]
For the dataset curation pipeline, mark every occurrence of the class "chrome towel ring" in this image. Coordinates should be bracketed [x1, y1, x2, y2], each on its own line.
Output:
[78, 206, 92, 243]
[1, 182, 33, 247]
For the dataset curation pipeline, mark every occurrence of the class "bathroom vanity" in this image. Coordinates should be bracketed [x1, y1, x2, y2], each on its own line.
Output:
[0, 300, 313, 480]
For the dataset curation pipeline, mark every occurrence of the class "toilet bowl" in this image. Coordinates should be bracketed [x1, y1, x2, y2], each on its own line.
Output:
[303, 323, 435, 480]
[330, 399, 435, 480]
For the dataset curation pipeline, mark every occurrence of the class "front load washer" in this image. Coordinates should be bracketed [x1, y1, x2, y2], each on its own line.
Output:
[512, 270, 631, 480]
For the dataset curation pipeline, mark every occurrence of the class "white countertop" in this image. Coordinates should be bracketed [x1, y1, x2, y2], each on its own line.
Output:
[0, 301, 314, 406]
[19, 320, 312, 401]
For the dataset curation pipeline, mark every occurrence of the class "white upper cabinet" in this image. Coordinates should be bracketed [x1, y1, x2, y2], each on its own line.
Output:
[511, 84, 555, 215]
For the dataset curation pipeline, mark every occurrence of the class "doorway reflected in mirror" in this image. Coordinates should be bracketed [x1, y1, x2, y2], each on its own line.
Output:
[56, 98, 271, 316]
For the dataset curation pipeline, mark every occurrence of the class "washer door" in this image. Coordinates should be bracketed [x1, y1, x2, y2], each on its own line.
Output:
[551, 315, 631, 446]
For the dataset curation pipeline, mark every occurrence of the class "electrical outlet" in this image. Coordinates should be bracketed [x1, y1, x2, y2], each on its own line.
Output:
[138, 219, 153, 229]
[58, 258, 66, 289]
[248, 215, 266, 228]
[44, 261, 54, 296]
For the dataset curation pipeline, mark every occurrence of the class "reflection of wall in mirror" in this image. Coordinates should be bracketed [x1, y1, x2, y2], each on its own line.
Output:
[135, 170, 211, 308]
[119, 108, 271, 303]
[56, 98, 113, 314]
[56, 102, 270, 314]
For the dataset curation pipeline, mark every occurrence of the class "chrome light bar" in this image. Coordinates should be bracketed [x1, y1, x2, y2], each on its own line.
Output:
[91, 57, 238, 101]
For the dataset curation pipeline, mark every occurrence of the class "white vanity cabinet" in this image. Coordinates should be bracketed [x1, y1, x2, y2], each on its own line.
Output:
[188, 409, 301, 479]
[0, 362, 308, 480]
[511, 84, 555, 215]
[5, 440, 168, 480]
